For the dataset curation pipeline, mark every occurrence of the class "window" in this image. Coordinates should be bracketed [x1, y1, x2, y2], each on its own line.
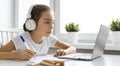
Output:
[16, 0, 50, 29]
[0, 0, 15, 28]
[54, 0, 120, 43]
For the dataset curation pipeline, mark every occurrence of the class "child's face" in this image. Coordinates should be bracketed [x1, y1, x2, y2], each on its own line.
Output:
[36, 11, 54, 37]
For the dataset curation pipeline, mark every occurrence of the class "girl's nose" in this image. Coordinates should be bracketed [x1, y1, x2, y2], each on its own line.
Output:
[49, 24, 54, 30]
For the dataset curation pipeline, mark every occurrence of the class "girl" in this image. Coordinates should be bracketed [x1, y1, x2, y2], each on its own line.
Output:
[0, 4, 76, 60]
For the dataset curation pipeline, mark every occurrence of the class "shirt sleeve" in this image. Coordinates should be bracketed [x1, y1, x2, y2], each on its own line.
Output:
[48, 34, 58, 47]
[11, 35, 26, 51]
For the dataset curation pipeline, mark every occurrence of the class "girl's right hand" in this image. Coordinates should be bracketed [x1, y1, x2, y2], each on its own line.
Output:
[16, 49, 36, 60]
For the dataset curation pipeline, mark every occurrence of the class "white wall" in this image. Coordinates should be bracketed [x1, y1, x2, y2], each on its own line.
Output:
[0, 0, 50, 28]
[0, 0, 15, 28]
[16, 0, 50, 29]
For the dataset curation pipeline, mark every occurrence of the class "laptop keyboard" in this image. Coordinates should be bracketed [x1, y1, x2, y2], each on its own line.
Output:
[73, 53, 91, 59]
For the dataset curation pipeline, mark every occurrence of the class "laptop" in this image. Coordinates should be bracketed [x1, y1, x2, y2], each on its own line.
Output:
[58, 24, 110, 61]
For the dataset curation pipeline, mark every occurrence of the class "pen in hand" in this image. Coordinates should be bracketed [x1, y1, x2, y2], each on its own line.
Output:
[20, 36, 30, 49]
[20, 36, 36, 60]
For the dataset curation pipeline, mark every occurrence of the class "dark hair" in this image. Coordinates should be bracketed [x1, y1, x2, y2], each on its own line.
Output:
[23, 4, 50, 32]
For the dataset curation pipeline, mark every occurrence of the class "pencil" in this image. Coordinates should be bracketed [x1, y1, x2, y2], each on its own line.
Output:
[40, 60, 55, 66]
[43, 60, 56, 64]
[42, 60, 64, 66]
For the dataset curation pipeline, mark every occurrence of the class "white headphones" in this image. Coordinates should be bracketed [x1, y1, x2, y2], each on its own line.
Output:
[25, 5, 36, 31]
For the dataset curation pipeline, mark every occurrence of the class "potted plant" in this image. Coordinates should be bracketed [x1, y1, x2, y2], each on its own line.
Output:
[65, 22, 80, 43]
[109, 18, 120, 44]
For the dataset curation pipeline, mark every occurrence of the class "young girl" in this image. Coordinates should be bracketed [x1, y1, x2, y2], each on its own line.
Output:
[0, 4, 76, 60]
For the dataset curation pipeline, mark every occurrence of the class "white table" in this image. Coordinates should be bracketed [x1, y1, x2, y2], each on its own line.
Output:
[0, 54, 120, 66]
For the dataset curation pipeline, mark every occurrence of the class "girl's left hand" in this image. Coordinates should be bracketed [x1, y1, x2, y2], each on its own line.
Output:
[54, 49, 67, 57]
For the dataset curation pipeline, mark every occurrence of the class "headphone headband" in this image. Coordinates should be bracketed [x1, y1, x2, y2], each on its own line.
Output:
[25, 4, 37, 31]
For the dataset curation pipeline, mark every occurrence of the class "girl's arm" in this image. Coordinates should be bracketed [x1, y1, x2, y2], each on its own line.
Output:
[0, 40, 36, 60]
[0, 40, 15, 52]
[0, 40, 17, 60]
[54, 40, 76, 57]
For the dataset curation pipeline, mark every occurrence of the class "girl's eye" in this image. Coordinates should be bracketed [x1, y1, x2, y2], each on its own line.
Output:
[45, 21, 50, 24]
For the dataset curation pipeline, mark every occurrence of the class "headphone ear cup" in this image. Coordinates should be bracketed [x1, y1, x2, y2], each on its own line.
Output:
[25, 19, 36, 31]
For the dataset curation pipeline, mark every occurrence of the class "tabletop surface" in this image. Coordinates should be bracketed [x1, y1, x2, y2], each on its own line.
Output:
[0, 54, 120, 66]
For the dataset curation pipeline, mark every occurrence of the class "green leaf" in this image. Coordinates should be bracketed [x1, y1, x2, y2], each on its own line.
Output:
[65, 22, 80, 32]
[109, 18, 120, 31]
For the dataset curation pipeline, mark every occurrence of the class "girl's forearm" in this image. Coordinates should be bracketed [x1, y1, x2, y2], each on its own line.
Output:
[64, 46, 76, 54]
[0, 52, 18, 60]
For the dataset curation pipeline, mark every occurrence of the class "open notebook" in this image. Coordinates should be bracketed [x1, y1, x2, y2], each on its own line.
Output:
[58, 24, 110, 61]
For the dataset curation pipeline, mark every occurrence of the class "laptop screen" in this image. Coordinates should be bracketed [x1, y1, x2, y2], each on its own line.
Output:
[92, 24, 110, 59]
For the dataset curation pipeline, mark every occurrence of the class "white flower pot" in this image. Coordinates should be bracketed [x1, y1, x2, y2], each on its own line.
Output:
[67, 32, 79, 43]
[111, 31, 120, 45]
